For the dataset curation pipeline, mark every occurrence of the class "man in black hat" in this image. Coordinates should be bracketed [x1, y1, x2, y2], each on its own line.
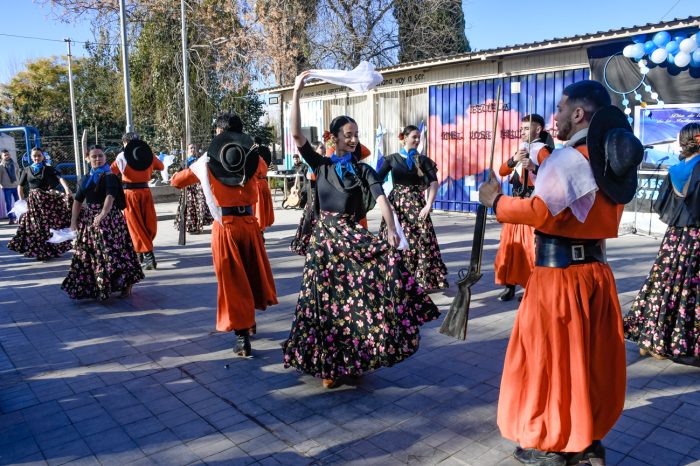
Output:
[110, 133, 164, 270]
[479, 80, 642, 466]
[171, 113, 278, 357]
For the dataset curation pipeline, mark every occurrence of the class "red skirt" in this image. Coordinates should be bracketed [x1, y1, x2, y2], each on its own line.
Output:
[494, 222, 535, 288]
[497, 262, 626, 452]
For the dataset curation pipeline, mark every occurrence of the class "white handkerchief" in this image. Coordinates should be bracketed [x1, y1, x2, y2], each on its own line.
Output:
[393, 211, 409, 250]
[307, 61, 384, 93]
[48, 228, 76, 244]
[8, 199, 28, 219]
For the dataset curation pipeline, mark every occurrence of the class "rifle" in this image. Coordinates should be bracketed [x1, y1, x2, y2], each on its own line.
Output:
[440, 84, 501, 340]
[513, 96, 533, 198]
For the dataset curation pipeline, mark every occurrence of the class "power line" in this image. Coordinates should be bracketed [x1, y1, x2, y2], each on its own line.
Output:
[0, 32, 93, 44]
[659, 0, 682, 21]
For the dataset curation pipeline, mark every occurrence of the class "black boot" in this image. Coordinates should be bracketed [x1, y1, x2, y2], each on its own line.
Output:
[143, 251, 157, 270]
[499, 285, 516, 301]
[138, 253, 144, 264]
[565, 440, 605, 465]
[234, 335, 252, 358]
[513, 447, 566, 466]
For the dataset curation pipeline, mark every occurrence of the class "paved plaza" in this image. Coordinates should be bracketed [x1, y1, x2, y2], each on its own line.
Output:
[1, 199, 699, 466]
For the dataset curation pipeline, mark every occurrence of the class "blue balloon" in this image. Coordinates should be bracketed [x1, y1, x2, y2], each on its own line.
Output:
[667, 52, 676, 66]
[632, 34, 646, 44]
[673, 33, 687, 43]
[691, 49, 700, 67]
[653, 31, 672, 47]
[666, 40, 680, 54]
[695, 33, 700, 45]
[644, 40, 657, 55]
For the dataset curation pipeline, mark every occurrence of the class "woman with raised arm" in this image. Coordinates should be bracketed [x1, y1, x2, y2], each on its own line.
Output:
[282, 71, 439, 389]
[624, 122, 700, 364]
[377, 125, 448, 291]
[8, 148, 73, 260]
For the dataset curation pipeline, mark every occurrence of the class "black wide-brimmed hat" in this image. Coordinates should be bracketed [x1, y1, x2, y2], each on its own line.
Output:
[123, 140, 154, 171]
[207, 131, 257, 186]
[587, 105, 644, 204]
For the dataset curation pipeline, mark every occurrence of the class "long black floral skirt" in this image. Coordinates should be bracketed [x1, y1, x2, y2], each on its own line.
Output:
[61, 203, 144, 300]
[623, 226, 699, 360]
[7, 189, 72, 260]
[290, 186, 317, 256]
[380, 184, 448, 290]
[283, 211, 440, 380]
[174, 183, 213, 233]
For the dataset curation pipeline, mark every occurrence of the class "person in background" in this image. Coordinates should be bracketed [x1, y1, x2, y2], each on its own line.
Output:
[0, 149, 20, 224]
[624, 122, 700, 364]
[174, 143, 213, 234]
[111, 132, 164, 270]
[8, 148, 73, 260]
[62, 145, 143, 300]
[377, 125, 448, 292]
[493, 114, 552, 301]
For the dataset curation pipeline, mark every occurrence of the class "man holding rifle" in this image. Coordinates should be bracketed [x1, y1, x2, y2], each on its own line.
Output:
[479, 80, 642, 466]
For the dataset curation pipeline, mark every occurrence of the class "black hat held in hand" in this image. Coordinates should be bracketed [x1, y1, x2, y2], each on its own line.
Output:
[587, 105, 644, 204]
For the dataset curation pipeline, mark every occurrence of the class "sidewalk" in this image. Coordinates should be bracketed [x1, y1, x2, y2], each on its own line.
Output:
[0, 201, 698, 466]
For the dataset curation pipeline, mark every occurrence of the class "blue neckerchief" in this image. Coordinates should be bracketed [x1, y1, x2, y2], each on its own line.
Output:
[30, 161, 45, 175]
[83, 163, 112, 189]
[669, 156, 700, 193]
[399, 148, 418, 171]
[329, 153, 356, 179]
[187, 156, 197, 167]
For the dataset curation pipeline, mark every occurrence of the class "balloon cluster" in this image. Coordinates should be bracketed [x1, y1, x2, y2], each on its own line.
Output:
[623, 30, 700, 67]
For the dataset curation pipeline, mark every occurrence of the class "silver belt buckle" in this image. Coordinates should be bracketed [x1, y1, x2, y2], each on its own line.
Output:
[571, 244, 585, 261]
[236, 206, 246, 214]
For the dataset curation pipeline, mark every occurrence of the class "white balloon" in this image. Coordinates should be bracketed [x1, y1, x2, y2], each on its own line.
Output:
[630, 43, 646, 59]
[674, 51, 691, 67]
[679, 38, 698, 53]
[623, 44, 635, 58]
[650, 48, 668, 64]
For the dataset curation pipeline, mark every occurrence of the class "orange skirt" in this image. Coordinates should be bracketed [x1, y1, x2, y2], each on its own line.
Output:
[123, 188, 157, 253]
[252, 178, 275, 231]
[497, 262, 626, 452]
[494, 223, 535, 288]
[211, 215, 278, 332]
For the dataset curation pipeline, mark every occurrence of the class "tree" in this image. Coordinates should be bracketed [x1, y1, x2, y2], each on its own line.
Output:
[254, 0, 318, 86]
[394, 0, 470, 63]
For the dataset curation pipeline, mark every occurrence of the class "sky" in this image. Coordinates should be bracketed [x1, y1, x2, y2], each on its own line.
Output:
[0, 0, 698, 85]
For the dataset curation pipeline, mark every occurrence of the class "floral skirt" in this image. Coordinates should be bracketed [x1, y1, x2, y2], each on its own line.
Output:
[380, 184, 448, 290]
[290, 187, 317, 256]
[7, 189, 72, 260]
[174, 183, 213, 233]
[61, 204, 144, 300]
[283, 211, 440, 380]
[623, 226, 699, 360]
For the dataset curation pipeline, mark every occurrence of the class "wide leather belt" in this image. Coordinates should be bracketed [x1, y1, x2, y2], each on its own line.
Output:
[122, 182, 149, 189]
[534, 233, 606, 268]
[222, 205, 252, 216]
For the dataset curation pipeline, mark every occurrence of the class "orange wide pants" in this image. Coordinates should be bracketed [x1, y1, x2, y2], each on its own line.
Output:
[123, 188, 158, 253]
[494, 222, 535, 288]
[211, 215, 278, 332]
[497, 262, 626, 452]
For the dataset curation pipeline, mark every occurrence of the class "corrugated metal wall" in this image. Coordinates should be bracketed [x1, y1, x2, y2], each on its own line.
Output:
[429, 68, 589, 212]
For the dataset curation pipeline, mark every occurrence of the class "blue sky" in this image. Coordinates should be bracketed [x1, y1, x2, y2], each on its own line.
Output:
[0, 0, 698, 85]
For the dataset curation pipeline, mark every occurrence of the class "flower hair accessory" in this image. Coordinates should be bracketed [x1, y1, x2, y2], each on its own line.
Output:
[322, 130, 332, 142]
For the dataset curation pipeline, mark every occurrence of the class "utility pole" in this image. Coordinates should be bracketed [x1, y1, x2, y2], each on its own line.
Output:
[178, 0, 190, 246]
[65, 39, 82, 178]
[119, 0, 134, 132]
